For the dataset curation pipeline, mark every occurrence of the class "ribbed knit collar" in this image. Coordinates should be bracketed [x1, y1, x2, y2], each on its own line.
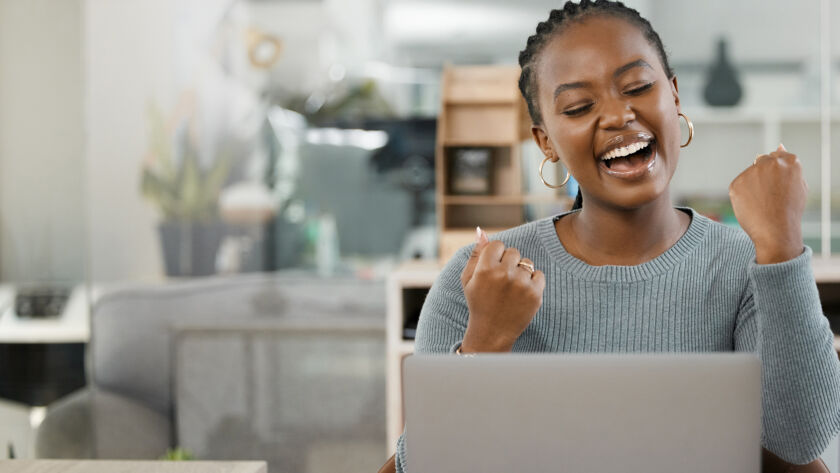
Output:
[538, 207, 710, 282]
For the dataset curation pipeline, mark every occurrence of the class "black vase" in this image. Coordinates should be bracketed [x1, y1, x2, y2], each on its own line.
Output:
[703, 38, 742, 107]
[158, 221, 226, 277]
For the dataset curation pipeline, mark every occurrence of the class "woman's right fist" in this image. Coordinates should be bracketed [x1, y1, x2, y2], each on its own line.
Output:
[459, 227, 546, 353]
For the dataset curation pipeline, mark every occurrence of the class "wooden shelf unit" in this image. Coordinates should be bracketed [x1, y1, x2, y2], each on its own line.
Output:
[435, 65, 570, 263]
[385, 260, 440, 454]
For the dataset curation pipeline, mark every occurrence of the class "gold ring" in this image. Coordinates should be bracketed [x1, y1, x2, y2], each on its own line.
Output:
[517, 261, 535, 275]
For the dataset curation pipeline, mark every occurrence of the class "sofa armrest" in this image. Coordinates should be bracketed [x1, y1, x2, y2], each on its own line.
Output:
[36, 387, 171, 459]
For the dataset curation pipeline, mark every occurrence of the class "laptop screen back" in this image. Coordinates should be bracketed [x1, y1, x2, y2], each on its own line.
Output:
[403, 353, 760, 473]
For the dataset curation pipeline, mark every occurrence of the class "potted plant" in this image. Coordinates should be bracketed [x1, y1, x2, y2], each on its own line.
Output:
[140, 103, 232, 277]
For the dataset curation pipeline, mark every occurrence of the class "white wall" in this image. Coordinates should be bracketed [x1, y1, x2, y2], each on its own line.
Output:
[649, 0, 821, 64]
[83, 0, 178, 282]
[85, 0, 242, 282]
[0, 0, 85, 283]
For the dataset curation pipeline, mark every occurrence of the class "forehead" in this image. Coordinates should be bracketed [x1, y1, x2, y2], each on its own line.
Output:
[536, 15, 663, 86]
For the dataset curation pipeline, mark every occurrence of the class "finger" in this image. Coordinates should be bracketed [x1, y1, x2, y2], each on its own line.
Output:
[461, 227, 490, 287]
[501, 247, 522, 270]
[514, 257, 535, 281]
[476, 240, 506, 273]
[769, 143, 796, 160]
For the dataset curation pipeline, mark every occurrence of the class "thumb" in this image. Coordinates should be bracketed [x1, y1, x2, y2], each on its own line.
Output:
[461, 226, 489, 288]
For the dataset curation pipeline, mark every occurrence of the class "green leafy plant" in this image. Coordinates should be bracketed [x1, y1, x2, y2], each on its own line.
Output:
[161, 447, 195, 461]
[140, 103, 232, 222]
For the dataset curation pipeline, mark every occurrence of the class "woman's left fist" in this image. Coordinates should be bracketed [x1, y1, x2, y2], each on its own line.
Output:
[728, 144, 807, 264]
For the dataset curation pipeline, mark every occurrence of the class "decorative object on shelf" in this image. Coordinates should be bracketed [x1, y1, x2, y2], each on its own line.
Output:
[703, 38, 742, 107]
[140, 102, 233, 277]
[246, 28, 282, 69]
[449, 148, 493, 195]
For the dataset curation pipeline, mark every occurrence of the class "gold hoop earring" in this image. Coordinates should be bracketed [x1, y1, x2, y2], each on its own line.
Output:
[679, 112, 694, 148]
[539, 155, 571, 189]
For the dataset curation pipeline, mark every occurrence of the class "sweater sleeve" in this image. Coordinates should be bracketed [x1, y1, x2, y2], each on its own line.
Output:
[733, 246, 840, 464]
[395, 245, 473, 473]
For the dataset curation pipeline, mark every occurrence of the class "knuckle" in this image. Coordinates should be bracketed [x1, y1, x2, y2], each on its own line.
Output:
[487, 240, 504, 252]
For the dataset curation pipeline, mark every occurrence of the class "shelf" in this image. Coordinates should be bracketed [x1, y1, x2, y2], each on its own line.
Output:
[441, 140, 522, 147]
[444, 98, 518, 106]
[688, 106, 840, 124]
[397, 341, 415, 356]
[813, 257, 840, 283]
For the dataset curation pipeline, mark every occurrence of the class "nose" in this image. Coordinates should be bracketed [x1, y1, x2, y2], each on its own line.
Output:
[598, 96, 635, 129]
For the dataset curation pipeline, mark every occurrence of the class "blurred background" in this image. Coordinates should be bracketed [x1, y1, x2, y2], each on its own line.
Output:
[1, 0, 840, 472]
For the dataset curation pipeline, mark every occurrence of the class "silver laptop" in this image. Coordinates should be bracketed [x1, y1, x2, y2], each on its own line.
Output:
[403, 353, 760, 473]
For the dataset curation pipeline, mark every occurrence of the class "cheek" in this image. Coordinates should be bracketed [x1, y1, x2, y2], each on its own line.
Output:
[551, 123, 595, 172]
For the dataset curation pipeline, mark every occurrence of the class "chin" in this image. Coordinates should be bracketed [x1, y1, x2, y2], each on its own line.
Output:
[596, 183, 671, 211]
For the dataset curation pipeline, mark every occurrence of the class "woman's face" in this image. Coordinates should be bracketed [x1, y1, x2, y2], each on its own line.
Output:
[531, 15, 682, 210]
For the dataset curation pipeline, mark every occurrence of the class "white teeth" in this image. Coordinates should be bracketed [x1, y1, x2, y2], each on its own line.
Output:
[601, 141, 650, 160]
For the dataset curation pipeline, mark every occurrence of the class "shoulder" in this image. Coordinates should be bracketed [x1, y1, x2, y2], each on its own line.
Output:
[692, 210, 754, 255]
[490, 218, 547, 249]
[685, 208, 756, 274]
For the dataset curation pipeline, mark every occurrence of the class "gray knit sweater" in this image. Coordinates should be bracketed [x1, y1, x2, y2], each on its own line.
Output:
[395, 207, 840, 471]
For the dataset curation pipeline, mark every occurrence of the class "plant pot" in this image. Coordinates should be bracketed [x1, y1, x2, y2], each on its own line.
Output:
[158, 221, 226, 277]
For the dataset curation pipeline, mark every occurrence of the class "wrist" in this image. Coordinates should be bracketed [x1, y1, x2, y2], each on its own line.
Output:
[754, 244, 803, 265]
[461, 327, 515, 353]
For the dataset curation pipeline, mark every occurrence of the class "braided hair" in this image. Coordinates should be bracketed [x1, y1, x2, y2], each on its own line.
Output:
[518, 0, 673, 126]
[518, 0, 674, 209]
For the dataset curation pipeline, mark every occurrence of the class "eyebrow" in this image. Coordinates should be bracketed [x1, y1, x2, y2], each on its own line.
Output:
[553, 59, 654, 99]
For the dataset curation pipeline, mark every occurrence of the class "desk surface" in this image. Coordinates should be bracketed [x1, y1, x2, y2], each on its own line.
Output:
[0, 460, 267, 473]
[0, 286, 94, 343]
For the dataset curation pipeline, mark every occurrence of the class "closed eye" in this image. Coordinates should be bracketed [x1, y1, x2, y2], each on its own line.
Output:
[626, 82, 654, 95]
[563, 103, 593, 116]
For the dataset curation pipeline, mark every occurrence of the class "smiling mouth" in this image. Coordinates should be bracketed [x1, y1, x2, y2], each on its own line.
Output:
[599, 139, 656, 176]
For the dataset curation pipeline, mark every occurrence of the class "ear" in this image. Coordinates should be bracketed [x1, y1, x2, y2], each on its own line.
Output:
[669, 75, 681, 112]
[531, 125, 558, 161]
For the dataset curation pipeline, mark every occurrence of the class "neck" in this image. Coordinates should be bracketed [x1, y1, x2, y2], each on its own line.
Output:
[559, 193, 689, 266]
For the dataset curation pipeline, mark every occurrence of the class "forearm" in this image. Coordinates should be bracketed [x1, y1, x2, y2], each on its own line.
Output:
[749, 248, 840, 463]
[762, 447, 830, 473]
[377, 454, 396, 473]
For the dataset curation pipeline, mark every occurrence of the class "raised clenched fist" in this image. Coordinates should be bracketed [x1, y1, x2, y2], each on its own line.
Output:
[459, 227, 546, 353]
[729, 144, 807, 264]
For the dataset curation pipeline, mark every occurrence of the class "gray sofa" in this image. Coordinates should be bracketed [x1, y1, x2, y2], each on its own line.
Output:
[35, 272, 386, 471]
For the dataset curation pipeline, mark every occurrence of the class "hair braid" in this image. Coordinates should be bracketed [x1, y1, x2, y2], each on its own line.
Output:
[518, 0, 674, 126]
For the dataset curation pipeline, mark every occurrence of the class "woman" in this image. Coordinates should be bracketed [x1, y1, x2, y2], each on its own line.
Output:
[379, 1, 840, 472]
